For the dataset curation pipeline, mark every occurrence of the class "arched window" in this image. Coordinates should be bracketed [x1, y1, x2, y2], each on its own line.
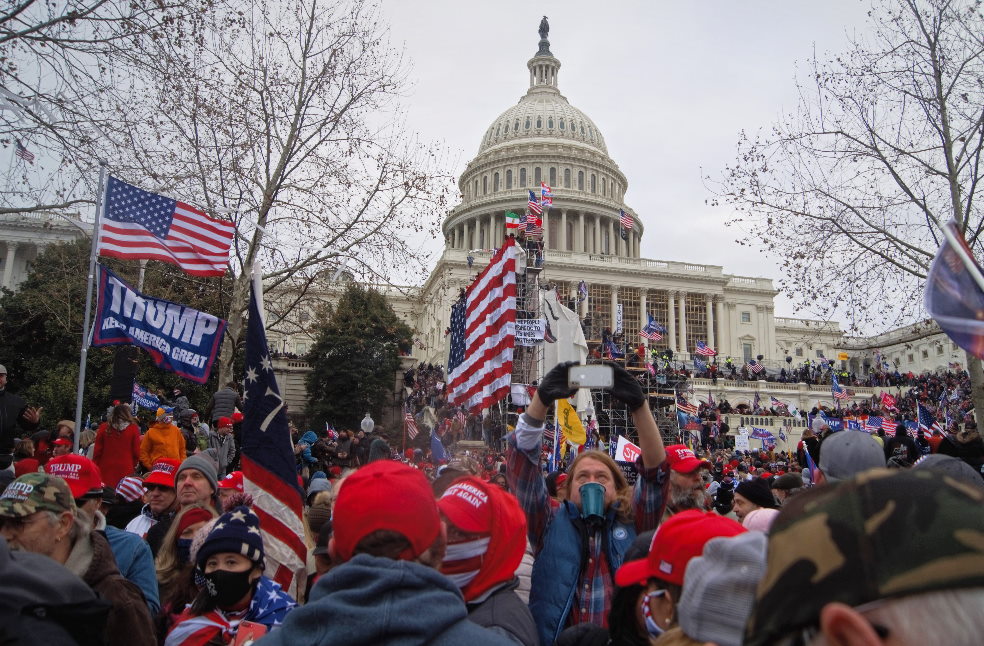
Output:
[559, 118, 565, 130]
[506, 169, 513, 189]
[495, 125, 500, 137]
[520, 168, 527, 187]
[549, 167, 557, 186]
[493, 172, 500, 192]
[578, 171, 584, 190]
[474, 180, 478, 197]
[514, 120, 519, 131]
[534, 167, 542, 186]
[548, 117, 554, 129]
[591, 174, 597, 193]
[580, 123, 585, 135]
[536, 117, 542, 128]
[483, 176, 488, 195]
[525, 117, 531, 129]
[602, 178, 606, 196]
[564, 168, 571, 188]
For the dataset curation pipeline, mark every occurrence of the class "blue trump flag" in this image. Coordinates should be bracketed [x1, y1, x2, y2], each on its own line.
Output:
[92, 265, 225, 383]
[925, 220, 984, 359]
[240, 280, 306, 596]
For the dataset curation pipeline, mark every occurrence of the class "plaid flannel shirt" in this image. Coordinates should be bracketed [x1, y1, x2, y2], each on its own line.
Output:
[506, 413, 668, 630]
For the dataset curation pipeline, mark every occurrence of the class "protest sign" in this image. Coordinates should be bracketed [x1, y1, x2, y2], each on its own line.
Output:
[515, 319, 545, 346]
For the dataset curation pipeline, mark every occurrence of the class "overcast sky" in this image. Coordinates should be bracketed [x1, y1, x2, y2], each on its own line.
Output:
[379, 0, 875, 321]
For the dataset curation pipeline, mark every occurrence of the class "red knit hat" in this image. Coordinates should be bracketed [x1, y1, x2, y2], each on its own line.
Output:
[614, 510, 746, 587]
[217, 417, 233, 429]
[46, 454, 104, 499]
[332, 460, 440, 562]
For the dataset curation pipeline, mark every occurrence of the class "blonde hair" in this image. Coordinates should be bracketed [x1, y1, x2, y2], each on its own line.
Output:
[155, 504, 217, 588]
[563, 450, 633, 523]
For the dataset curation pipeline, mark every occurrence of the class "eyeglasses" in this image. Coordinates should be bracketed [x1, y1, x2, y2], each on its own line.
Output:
[144, 484, 172, 492]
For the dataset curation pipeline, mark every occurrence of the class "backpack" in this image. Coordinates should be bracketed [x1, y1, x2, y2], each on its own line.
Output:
[713, 481, 734, 515]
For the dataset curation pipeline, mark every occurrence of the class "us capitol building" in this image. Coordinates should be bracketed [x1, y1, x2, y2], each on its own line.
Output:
[0, 21, 966, 419]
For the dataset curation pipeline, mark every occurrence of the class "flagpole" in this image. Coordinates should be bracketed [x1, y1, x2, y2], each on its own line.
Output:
[552, 400, 560, 470]
[72, 161, 109, 453]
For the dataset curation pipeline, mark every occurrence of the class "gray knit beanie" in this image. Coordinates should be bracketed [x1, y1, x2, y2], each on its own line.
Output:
[176, 453, 219, 496]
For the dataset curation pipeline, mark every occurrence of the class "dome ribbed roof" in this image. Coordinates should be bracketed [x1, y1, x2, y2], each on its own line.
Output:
[478, 93, 609, 155]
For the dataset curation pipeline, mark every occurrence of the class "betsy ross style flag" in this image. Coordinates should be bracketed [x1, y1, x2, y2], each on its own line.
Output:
[240, 282, 306, 599]
[447, 238, 518, 412]
[98, 176, 235, 276]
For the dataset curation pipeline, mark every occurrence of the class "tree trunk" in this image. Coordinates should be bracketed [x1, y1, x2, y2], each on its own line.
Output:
[217, 272, 252, 386]
[966, 352, 984, 431]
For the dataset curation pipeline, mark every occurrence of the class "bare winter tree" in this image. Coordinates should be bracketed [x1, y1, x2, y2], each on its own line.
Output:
[0, 0, 212, 214]
[716, 0, 984, 424]
[99, 0, 452, 383]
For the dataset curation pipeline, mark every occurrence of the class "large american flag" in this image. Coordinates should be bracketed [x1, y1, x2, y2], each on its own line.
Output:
[694, 341, 717, 356]
[447, 238, 518, 412]
[881, 418, 898, 434]
[864, 416, 883, 432]
[98, 176, 234, 276]
[240, 282, 306, 599]
[527, 189, 542, 215]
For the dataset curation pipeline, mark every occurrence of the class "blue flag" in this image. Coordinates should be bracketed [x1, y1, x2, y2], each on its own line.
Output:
[240, 281, 306, 595]
[925, 220, 984, 359]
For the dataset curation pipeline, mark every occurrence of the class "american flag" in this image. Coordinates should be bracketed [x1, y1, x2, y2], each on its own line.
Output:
[405, 410, 419, 440]
[528, 189, 542, 215]
[543, 422, 555, 443]
[619, 209, 632, 230]
[240, 282, 306, 600]
[881, 418, 898, 434]
[98, 176, 235, 277]
[917, 402, 944, 434]
[676, 400, 698, 416]
[645, 361, 656, 376]
[831, 373, 851, 400]
[604, 338, 624, 359]
[746, 359, 764, 374]
[525, 211, 543, 239]
[447, 238, 518, 412]
[695, 341, 717, 356]
[639, 314, 665, 341]
[770, 396, 787, 409]
[324, 423, 338, 441]
[15, 140, 34, 163]
[864, 416, 882, 432]
[455, 409, 467, 427]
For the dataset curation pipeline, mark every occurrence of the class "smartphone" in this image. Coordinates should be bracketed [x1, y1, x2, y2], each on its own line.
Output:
[568, 364, 614, 389]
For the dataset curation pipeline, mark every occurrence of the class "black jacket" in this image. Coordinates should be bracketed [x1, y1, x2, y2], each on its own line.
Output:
[0, 389, 37, 454]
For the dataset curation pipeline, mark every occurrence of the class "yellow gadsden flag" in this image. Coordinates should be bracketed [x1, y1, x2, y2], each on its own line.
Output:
[557, 398, 586, 446]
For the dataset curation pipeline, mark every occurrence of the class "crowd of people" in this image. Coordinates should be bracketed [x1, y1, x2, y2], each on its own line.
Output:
[0, 359, 982, 645]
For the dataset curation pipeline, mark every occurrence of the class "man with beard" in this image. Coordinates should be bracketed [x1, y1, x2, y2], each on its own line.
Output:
[661, 444, 713, 519]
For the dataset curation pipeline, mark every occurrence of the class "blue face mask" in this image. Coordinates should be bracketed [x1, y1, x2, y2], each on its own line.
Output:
[176, 537, 193, 563]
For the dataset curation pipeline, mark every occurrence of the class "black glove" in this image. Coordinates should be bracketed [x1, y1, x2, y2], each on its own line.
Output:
[536, 361, 579, 406]
[609, 362, 646, 411]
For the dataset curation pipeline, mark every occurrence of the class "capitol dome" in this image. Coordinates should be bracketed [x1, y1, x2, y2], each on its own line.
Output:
[443, 22, 641, 260]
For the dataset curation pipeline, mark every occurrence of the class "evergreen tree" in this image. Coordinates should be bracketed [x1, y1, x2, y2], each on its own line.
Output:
[305, 284, 413, 435]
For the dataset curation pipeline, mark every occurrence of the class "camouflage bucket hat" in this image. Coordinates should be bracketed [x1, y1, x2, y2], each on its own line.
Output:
[745, 469, 984, 646]
[0, 472, 76, 519]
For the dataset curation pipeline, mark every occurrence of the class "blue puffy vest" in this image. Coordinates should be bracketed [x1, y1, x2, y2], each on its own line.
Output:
[528, 500, 636, 646]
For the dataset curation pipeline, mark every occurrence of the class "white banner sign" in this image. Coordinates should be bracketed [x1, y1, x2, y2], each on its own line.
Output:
[614, 435, 642, 463]
[615, 303, 623, 334]
[515, 319, 546, 346]
[735, 429, 750, 452]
